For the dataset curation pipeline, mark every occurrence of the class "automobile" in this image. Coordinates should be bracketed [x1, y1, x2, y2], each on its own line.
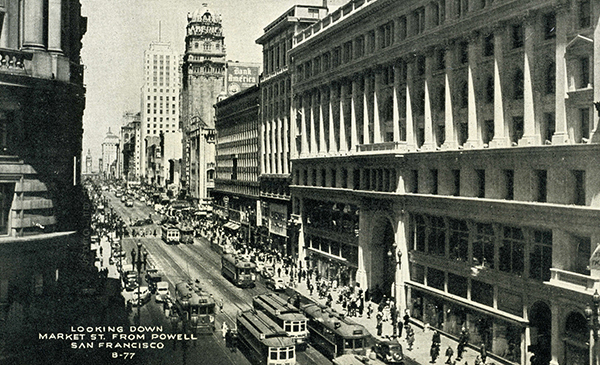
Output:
[115, 191, 123, 198]
[264, 277, 286, 291]
[132, 218, 153, 227]
[125, 199, 134, 207]
[261, 265, 275, 278]
[139, 196, 146, 202]
[254, 260, 265, 274]
[129, 286, 151, 306]
[120, 196, 127, 203]
[145, 269, 163, 293]
[372, 339, 404, 364]
[155, 281, 170, 302]
[125, 275, 139, 291]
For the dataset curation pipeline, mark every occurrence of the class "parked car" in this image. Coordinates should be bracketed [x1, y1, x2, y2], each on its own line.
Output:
[125, 199, 134, 207]
[372, 339, 404, 364]
[264, 276, 286, 291]
[120, 196, 127, 203]
[129, 286, 151, 306]
[145, 269, 163, 293]
[155, 281, 170, 303]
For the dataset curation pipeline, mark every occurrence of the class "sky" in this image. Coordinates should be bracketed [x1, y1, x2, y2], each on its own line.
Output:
[80, 0, 325, 169]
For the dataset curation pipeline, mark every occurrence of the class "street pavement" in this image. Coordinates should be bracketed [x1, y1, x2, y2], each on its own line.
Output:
[289, 278, 486, 365]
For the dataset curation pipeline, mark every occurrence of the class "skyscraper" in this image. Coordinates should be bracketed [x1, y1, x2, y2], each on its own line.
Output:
[140, 41, 181, 184]
[181, 3, 225, 208]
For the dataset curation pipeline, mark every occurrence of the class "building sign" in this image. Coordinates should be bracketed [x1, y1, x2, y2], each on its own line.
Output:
[269, 203, 287, 237]
[590, 245, 600, 270]
[226, 64, 259, 95]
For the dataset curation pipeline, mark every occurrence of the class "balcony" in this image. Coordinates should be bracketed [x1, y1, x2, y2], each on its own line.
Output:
[0, 48, 32, 75]
[357, 141, 407, 153]
[548, 268, 600, 294]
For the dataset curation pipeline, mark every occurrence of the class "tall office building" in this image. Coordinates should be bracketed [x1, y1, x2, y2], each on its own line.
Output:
[120, 112, 141, 181]
[101, 128, 119, 179]
[140, 41, 181, 184]
[181, 3, 225, 209]
[286, 0, 600, 363]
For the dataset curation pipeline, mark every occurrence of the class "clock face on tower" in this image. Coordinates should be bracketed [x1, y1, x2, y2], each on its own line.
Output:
[228, 83, 240, 94]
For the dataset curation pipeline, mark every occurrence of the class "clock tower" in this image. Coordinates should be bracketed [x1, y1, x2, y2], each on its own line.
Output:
[181, 3, 225, 204]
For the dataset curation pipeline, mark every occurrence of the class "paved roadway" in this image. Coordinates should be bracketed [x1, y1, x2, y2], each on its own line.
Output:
[103, 192, 332, 365]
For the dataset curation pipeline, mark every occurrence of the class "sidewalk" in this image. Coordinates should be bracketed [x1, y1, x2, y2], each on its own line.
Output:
[289, 279, 483, 365]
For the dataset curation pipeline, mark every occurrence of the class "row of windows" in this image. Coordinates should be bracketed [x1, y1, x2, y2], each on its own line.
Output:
[146, 109, 177, 115]
[147, 96, 178, 101]
[263, 37, 293, 76]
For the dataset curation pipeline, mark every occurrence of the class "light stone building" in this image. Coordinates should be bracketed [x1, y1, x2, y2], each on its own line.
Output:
[287, 0, 600, 363]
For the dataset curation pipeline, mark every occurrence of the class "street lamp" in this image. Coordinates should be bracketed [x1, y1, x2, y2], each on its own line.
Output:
[585, 289, 600, 339]
[387, 244, 402, 267]
[136, 241, 143, 326]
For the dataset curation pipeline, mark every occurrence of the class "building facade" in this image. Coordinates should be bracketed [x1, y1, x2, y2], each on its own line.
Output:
[85, 149, 93, 174]
[181, 4, 225, 209]
[214, 85, 261, 236]
[256, 4, 328, 258]
[0, 0, 88, 360]
[120, 112, 141, 181]
[287, 0, 600, 364]
[101, 128, 119, 179]
[139, 41, 181, 183]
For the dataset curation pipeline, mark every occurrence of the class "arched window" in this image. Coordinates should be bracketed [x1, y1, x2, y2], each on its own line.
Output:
[513, 68, 524, 100]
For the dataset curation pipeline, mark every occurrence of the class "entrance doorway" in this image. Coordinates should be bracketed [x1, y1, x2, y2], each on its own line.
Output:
[370, 218, 396, 303]
[529, 301, 551, 365]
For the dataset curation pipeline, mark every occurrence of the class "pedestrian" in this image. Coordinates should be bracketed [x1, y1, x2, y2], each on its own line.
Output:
[367, 303, 373, 319]
[219, 298, 224, 313]
[480, 343, 487, 364]
[403, 309, 411, 328]
[221, 321, 228, 339]
[445, 346, 454, 364]
[474, 356, 482, 365]
[376, 311, 383, 337]
[431, 341, 440, 363]
[225, 328, 231, 348]
[277, 266, 282, 277]
[406, 327, 415, 351]
[457, 326, 469, 361]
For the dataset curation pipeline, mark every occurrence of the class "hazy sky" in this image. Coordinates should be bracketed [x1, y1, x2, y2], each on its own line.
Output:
[81, 0, 324, 168]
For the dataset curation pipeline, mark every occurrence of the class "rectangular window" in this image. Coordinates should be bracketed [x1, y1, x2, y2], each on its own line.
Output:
[530, 230, 552, 281]
[448, 273, 467, 297]
[544, 113, 555, 143]
[512, 116, 524, 144]
[0, 183, 14, 235]
[411, 263, 425, 284]
[511, 24, 524, 48]
[574, 236, 591, 275]
[580, 0, 591, 28]
[427, 216, 445, 256]
[415, 215, 426, 252]
[411, 169, 419, 193]
[343, 41, 353, 63]
[367, 31, 375, 53]
[449, 219, 468, 261]
[452, 170, 460, 196]
[431, 169, 438, 194]
[473, 223, 495, 268]
[500, 227, 524, 276]
[414, 7, 425, 35]
[379, 21, 394, 48]
[483, 34, 494, 57]
[574, 170, 586, 205]
[504, 169, 514, 200]
[471, 280, 494, 307]
[497, 288, 523, 317]
[535, 170, 547, 203]
[332, 47, 341, 68]
[427, 267, 445, 290]
[580, 57, 590, 89]
[476, 169, 485, 198]
[459, 41, 469, 64]
[398, 16, 407, 40]
[483, 120, 494, 145]
[544, 13, 556, 39]
[355, 37, 365, 58]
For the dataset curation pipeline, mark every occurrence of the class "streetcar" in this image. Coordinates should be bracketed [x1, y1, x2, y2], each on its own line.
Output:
[252, 294, 308, 350]
[173, 281, 216, 334]
[179, 224, 194, 244]
[300, 302, 372, 359]
[221, 254, 256, 287]
[236, 309, 297, 365]
[161, 224, 180, 244]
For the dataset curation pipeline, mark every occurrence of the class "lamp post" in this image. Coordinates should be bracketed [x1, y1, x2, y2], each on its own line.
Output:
[586, 290, 600, 365]
[136, 241, 143, 326]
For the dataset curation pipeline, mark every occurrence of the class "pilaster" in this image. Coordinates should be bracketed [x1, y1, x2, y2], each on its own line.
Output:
[422, 49, 437, 151]
[552, 8, 570, 145]
[519, 15, 541, 146]
[442, 42, 458, 150]
[490, 25, 511, 148]
[465, 32, 482, 149]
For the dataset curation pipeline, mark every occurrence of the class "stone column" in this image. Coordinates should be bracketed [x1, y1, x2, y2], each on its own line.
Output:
[422, 50, 436, 150]
[23, 0, 45, 50]
[363, 73, 372, 144]
[319, 88, 328, 154]
[300, 94, 309, 157]
[465, 33, 482, 148]
[310, 91, 318, 155]
[283, 101, 290, 174]
[329, 83, 337, 153]
[351, 77, 361, 151]
[48, 0, 63, 53]
[374, 69, 383, 143]
[520, 17, 540, 146]
[406, 59, 417, 151]
[277, 114, 284, 174]
[393, 62, 402, 142]
[442, 43, 458, 149]
[553, 9, 570, 145]
[271, 118, 277, 174]
[339, 81, 348, 153]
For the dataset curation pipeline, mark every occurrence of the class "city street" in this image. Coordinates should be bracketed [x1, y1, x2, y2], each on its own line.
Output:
[101, 192, 332, 365]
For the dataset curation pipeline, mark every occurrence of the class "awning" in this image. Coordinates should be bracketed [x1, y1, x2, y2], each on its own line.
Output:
[223, 222, 240, 230]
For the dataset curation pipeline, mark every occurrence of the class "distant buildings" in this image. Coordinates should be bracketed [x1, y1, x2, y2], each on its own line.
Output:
[119, 112, 141, 181]
[101, 128, 119, 179]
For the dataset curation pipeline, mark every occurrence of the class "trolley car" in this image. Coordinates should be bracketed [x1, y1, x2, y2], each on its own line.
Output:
[161, 224, 180, 244]
[236, 309, 297, 365]
[221, 254, 256, 287]
[179, 224, 194, 244]
[173, 281, 216, 334]
[253, 294, 308, 350]
[300, 302, 372, 359]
